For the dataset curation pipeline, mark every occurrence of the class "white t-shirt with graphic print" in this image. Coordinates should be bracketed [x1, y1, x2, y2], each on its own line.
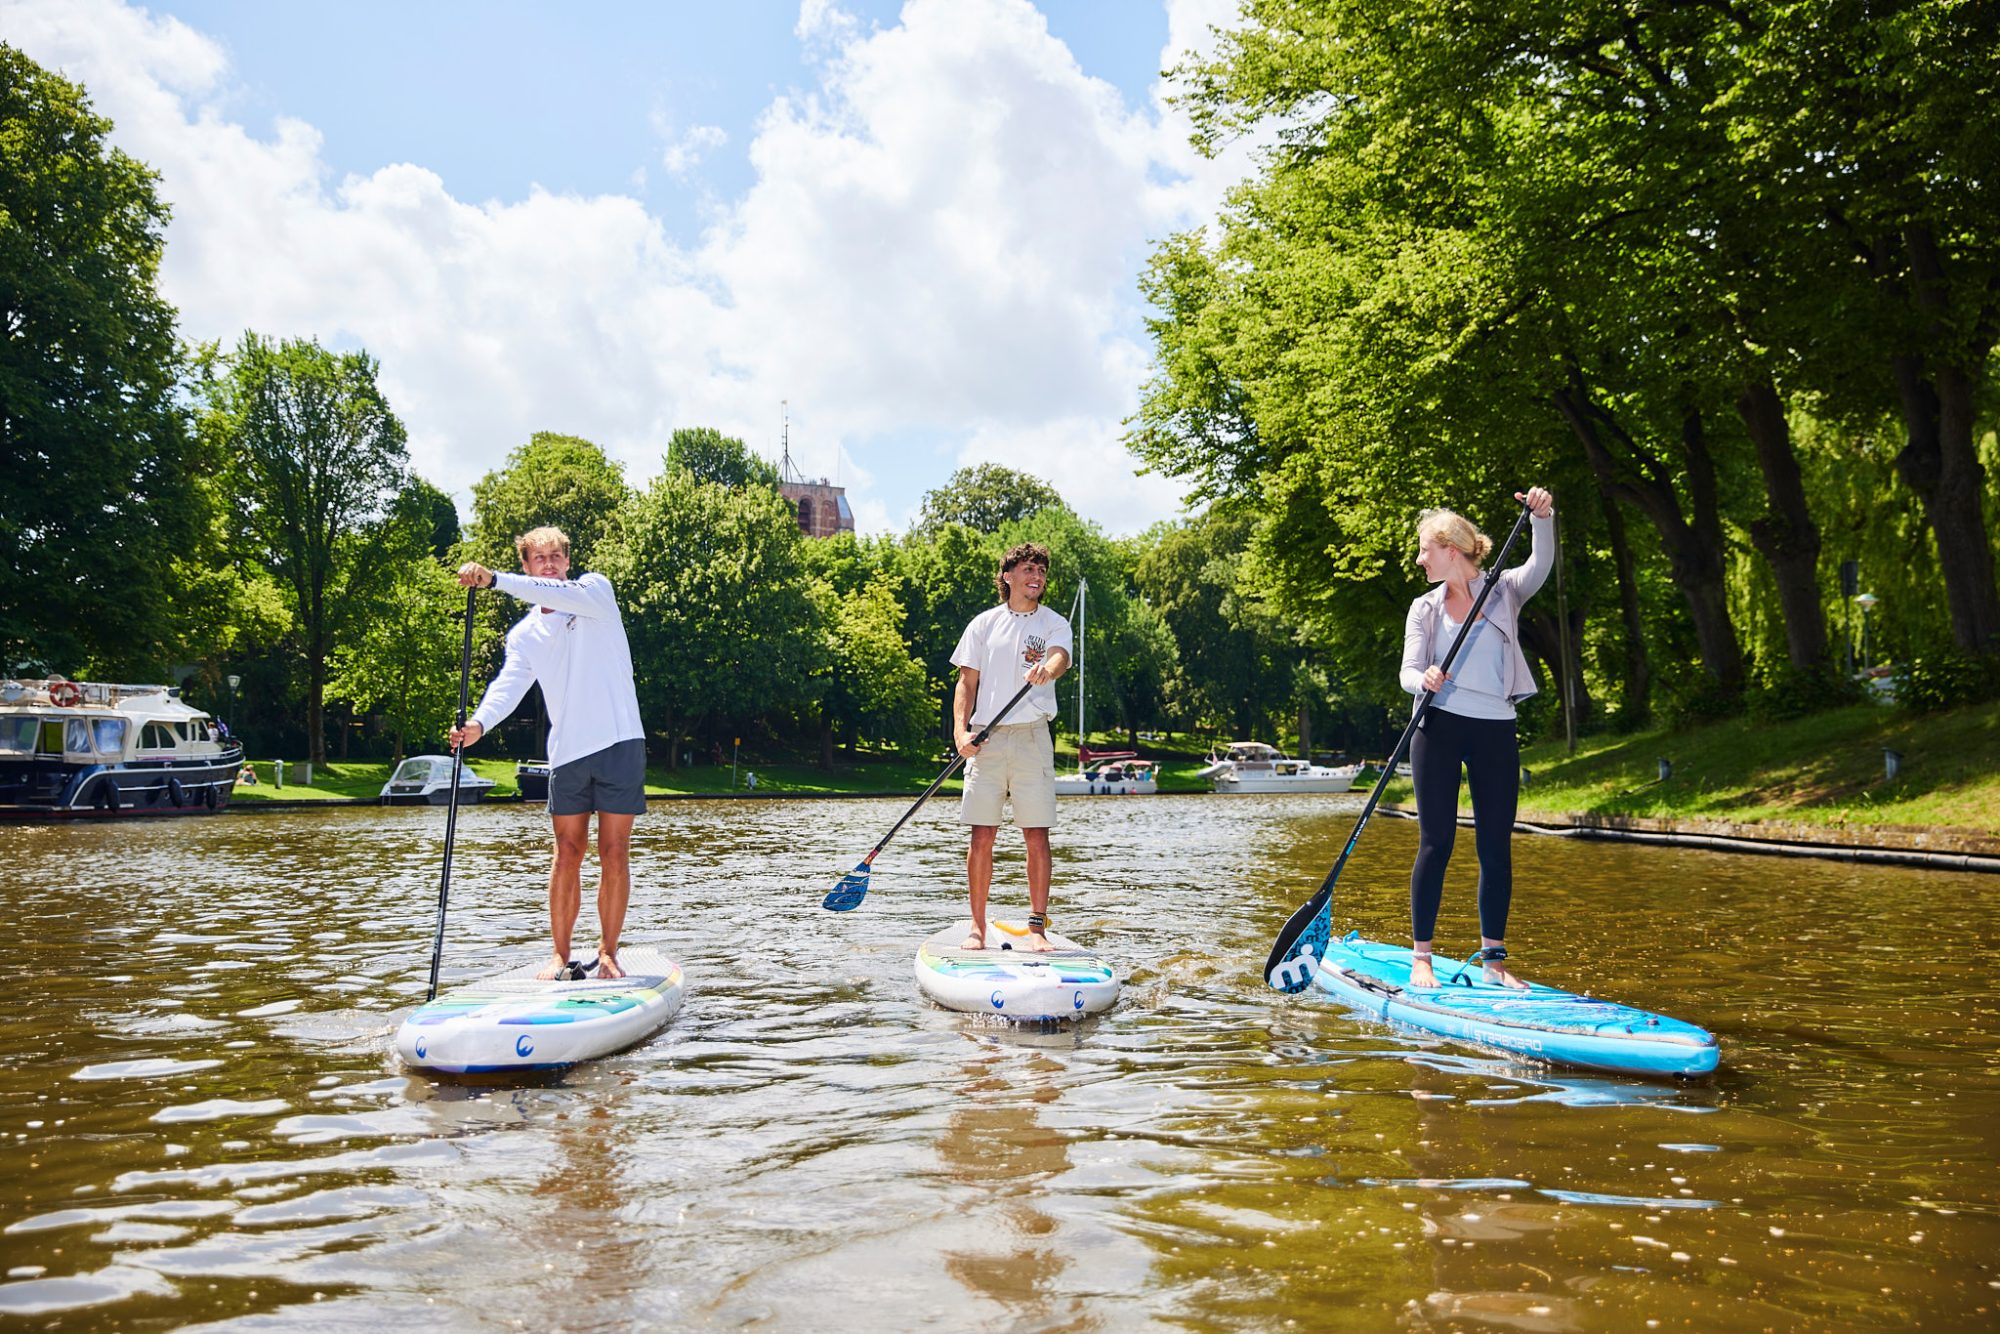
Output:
[951, 603, 1074, 727]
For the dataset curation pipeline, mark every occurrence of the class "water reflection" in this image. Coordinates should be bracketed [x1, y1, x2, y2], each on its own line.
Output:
[0, 796, 1995, 1328]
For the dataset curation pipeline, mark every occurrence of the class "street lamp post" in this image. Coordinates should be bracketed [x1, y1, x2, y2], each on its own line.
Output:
[226, 673, 241, 732]
[1853, 592, 1879, 672]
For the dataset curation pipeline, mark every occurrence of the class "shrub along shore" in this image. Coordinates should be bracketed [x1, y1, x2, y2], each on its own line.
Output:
[231, 701, 1999, 856]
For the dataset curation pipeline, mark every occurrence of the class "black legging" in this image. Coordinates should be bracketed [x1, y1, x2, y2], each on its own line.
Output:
[1409, 706, 1520, 943]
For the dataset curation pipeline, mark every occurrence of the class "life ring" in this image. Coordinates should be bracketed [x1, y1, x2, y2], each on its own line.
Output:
[167, 776, 185, 807]
[49, 681, 83, 708]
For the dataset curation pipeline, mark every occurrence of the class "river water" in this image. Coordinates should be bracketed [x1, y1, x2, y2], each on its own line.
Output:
[0, 795, 1994, 1330]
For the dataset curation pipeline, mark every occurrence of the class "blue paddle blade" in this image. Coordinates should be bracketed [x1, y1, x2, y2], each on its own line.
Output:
[822, 863, 872, 912]
[1265, 901, 1331, 993]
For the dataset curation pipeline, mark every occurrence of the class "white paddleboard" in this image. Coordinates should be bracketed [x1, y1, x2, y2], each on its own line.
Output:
[913, 920, 1119, 1021]
[396, 945, 684, 1074]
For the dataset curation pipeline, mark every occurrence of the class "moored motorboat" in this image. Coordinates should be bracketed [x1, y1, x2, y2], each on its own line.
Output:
[1054, 750, 1159, 796]
[0, 679, 243, 818]
[515, 761, 551, 801]
[379, 755, 497, 806]
[1197, 741, 1362, 794]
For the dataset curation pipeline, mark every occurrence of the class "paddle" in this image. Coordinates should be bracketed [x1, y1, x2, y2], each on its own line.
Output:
[1263, 498, 1535, 993]
[425, 586, 479, 1001]
[822, 678, 1037, 911]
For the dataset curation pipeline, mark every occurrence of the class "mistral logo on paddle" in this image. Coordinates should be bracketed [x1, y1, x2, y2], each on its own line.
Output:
[1269, 940, 1322, 991]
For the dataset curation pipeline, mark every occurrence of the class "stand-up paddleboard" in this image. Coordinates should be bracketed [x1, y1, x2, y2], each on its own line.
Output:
[914, 920, 1119, 1021]
[396, 945, 684, 1074]
[1310, 932, 1718, 1078]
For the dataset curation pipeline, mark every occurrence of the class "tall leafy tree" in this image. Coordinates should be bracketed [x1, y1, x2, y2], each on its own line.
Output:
[326, 555, 466, 762]
[0, 45, 205, 675]
[666, 426, 781, 491]
[916, 463, 1067, 534]
[809, 575, 934, 764]
[201, 334, 409, 765]
[465, 432, 629, 572]
[597, 470, 820, 766]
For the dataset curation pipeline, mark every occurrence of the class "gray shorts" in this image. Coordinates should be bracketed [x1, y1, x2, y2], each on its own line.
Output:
[549, 738, 647, 817]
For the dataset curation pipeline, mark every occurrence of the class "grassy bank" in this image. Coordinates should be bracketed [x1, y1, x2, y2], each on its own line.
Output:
[228, 701, 1999, 835]
[1370, 699, 2000, 835]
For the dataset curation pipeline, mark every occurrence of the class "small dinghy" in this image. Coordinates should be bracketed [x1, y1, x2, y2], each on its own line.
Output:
[913, 920, 1119, 1021]
[396, 945, 684, 1074]
[1310, 932, 1718, 1078]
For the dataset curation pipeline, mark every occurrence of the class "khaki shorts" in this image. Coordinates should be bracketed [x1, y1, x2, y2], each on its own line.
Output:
[959, 720, 1057, 828]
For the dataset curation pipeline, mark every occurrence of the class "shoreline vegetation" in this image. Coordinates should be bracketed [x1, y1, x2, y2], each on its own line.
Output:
[230, 698, 2000, 855]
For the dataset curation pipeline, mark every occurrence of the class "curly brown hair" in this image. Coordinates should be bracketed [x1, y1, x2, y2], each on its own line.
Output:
[994, 541, 1051, 602]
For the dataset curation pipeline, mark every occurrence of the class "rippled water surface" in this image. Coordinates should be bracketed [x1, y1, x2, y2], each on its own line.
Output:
[2, 795, 1996, 1330]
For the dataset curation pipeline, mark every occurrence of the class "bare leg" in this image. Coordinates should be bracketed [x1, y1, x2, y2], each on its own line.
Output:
[1409, 943, 1437, 989]
[594, 812, 635, 979]
[538, 813, 590, 979]
[1023, 827, 1055, 952]
[964, 825, 997, 948]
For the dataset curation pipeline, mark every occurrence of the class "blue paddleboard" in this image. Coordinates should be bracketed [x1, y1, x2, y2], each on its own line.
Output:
[1310, 932, 1718, 1078]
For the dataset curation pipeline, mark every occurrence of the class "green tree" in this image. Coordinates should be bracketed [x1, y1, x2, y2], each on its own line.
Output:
[811, 575, 933, 764]
[201, 333, 410, 765]
[666, 426, 781, 491]
[597, 470, 820, 766]
[464, 432, 630, 573]
[916, 464, 1067, 534]
[326, 557, 466, 762]
[0, 45, 206, 676]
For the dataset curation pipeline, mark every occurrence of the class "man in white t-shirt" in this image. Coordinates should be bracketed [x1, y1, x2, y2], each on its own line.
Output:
[450, 526, 647, 980]
[950, 541, 1073, 951]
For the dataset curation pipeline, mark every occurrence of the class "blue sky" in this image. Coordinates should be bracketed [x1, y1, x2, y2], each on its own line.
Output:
[6, 0, 1253, 534]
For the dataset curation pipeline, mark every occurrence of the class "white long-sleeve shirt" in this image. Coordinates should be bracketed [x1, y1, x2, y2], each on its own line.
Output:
[468, 571, 644, 769]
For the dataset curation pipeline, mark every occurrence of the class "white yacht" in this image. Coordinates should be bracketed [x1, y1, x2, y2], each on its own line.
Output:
[1195, 741, 1362, 794]
[0, 679, 244, 817]
[379, 754, 497, 806]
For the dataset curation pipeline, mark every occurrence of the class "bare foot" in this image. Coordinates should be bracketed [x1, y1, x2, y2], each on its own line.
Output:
[595, 950, 625, 980]
[1408, 955, 1438, 989]
[1483, 962, 1528, 990]
[1024, 929, 1057, 953]
[959, 930, 986, 950]
[535, 954, 573, 981]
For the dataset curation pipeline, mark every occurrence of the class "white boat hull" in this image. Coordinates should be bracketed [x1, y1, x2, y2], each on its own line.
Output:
[1211, 768, 1358, 794]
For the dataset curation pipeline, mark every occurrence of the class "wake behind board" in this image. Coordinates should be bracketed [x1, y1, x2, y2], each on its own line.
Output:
[396, 945, 684, 1074]
[914, 920, 1119, 1021]
[1310, 932, 1718, 1078]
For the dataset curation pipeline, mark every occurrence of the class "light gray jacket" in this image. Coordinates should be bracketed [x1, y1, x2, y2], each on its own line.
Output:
[1399, 512, 1555, 705]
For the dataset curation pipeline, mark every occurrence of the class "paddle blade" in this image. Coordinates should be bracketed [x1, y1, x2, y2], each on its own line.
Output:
[1264, 891, 1331, 994]
[822, 861, 873, 912]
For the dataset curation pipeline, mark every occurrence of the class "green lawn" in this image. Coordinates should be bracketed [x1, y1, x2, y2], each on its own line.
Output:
[226, 701, 2000, 835]
[1372, 699, 2000, 834]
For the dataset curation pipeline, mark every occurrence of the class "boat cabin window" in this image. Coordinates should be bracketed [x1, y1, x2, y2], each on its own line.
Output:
[39, 721, 64, 755]
[139, 722, 180, 751]
[66, 719, 93, 754]
[390, 757, 438, 785]
[92, 718, 127, 755]
[0, 719, 35, 755]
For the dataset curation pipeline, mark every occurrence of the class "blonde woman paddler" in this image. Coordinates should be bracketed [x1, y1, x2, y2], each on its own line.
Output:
[1399, 487, 1556, 990]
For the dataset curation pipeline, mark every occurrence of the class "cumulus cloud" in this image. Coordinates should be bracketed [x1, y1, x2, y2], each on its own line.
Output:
[3, 0, 1255, 534]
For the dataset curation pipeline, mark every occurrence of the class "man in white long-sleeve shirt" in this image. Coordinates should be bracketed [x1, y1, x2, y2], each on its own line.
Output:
[450, 526, 647, 980]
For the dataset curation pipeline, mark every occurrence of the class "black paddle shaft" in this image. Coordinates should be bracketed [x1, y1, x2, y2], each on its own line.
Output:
[864, 677, 1037, 862]
[426, 586, 478, 1002]
[1265, 498, 1535, 982]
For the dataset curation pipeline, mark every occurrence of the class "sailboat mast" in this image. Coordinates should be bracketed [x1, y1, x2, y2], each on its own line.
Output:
[1076, 577, 1086, 773]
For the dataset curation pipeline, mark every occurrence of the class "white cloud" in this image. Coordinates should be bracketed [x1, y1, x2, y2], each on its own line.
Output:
[3, 0, 1254, 535]
[658, 122, 728, 176]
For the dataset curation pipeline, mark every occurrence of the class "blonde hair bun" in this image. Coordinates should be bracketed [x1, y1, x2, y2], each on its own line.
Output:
[1417, 509, 1492, 565]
